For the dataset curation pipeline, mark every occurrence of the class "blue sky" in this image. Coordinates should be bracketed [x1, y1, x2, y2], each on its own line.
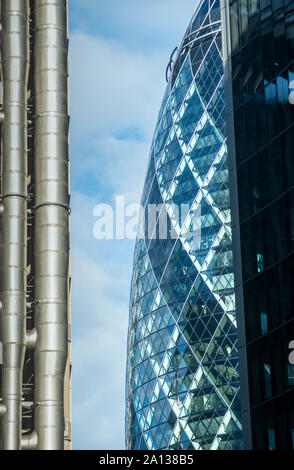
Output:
[69, 0, 196, 450]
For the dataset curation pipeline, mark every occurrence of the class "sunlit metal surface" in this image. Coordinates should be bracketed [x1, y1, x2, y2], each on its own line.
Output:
[0, 0, 29, 449]
[0, 0, 71, 450]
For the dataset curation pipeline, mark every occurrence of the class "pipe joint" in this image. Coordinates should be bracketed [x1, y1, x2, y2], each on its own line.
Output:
[0, 403, 7, 417]
[26, 328, 37, 350]
[21, 431, 38, 450]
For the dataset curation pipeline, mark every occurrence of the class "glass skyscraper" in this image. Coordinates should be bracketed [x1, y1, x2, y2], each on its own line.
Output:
[126, 0, 243, 450]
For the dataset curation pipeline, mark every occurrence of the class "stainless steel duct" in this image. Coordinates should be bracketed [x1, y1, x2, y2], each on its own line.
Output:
[21, 429, 38, 450]
[26, 328, 37, 350]
[0, 404, 7, 417]
[34, 0, 69, 450]
[0, 0, 29, 450]
[0, 0, 70, 451]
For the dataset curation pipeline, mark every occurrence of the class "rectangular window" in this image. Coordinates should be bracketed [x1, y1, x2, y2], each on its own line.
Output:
[250, 0, 258, 15]
[264, 363, 272, 399]
[260, 312, 268, 335]
[230, 2, 239, 53]
[268, 428, 276, 450]
[257, 253, 264, 272]
[240, 0, 249, 37]
[253, 186, 260, 213]
[287, 364, 294, 386]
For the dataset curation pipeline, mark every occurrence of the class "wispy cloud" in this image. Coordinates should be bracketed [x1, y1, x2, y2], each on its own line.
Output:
[71, 192, 132, 449]
[69, 32, 165, 203]
[72, 252, 129, 449]
[70, 0, 198, 52]
[70, 33, 166, 140]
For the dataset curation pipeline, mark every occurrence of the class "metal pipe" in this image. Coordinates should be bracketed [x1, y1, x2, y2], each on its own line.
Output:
[0, 0, 29, 450]
[34, 0, 69, 450]
[0, 404, 6, 417]
[21, 430, 38, 450]
[26, 328, 37, 350]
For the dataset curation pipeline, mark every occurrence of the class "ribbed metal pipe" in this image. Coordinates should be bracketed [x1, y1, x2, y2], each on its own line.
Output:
[0, 0, 29, 450]
[34, 0, 69, 450]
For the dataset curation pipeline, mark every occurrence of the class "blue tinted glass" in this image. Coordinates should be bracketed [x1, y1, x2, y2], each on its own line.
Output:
[260, 312, 268, 335]
[268, 429, 276, 450]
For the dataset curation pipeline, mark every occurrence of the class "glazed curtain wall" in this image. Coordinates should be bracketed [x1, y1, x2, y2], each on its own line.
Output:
[126, 0, 242, 450]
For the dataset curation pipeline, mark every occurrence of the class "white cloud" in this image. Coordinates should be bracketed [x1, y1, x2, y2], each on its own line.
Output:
[69, 33, 165, 206]
[70, 33, 166, 141]
[87, 135, 150, 204]
[71, 192, 132, 449]
[70, 0, 197, 52]
[72, 248, 129, 449]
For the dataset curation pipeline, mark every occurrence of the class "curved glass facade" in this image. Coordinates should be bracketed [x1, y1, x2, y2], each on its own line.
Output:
[126, 0, 242, 450]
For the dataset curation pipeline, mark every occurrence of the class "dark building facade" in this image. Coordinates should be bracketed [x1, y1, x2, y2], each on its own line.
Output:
[222, 0, 294, 450]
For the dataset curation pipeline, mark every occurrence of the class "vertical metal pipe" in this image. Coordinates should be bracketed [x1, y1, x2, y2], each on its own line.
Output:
[21, 429, 38, 450]
[34, 0, 69, 450]
[0, 0, 29, 450]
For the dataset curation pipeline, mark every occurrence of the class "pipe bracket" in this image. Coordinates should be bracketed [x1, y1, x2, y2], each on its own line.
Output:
[34, 201, 71, 213]
[0, 193, 28, 201]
